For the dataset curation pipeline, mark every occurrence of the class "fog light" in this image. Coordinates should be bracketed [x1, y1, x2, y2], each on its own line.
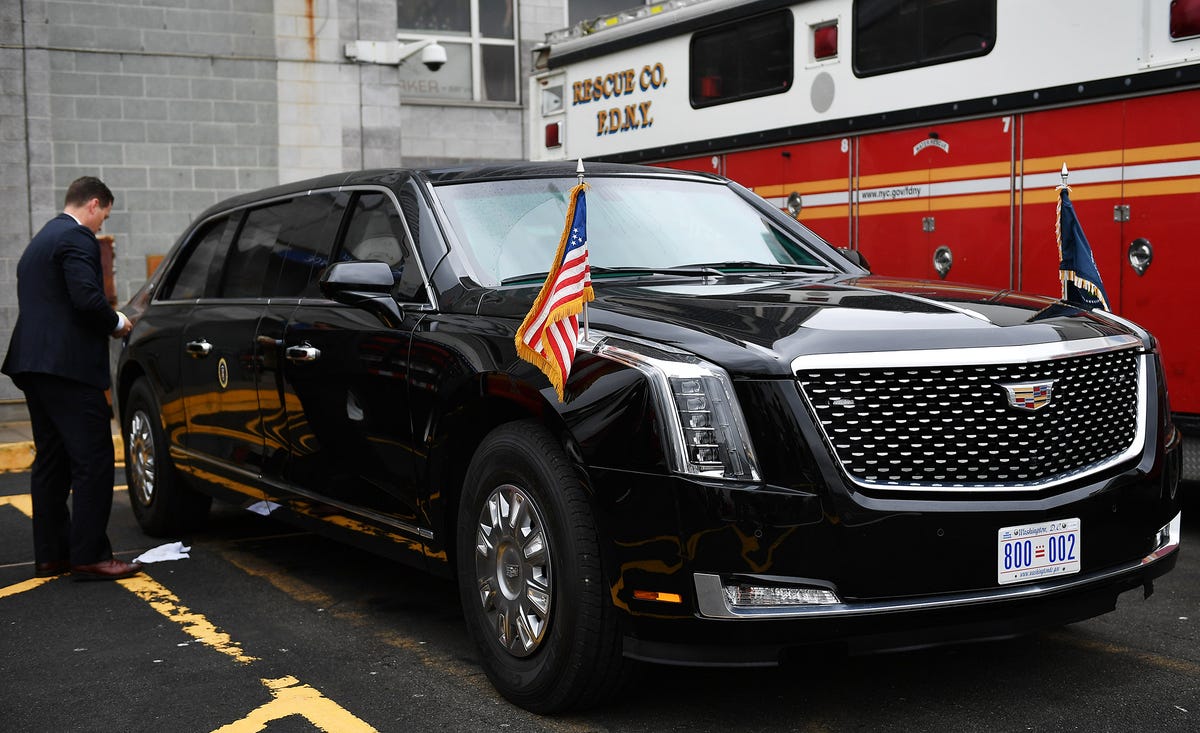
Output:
[1143, 511, 1182, 564]
[724, 584, 840, 607]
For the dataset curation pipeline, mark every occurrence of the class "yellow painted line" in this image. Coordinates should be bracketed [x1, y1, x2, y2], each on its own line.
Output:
[219, 547, 598, 733]
[117, 573, 259, 664]
[853, 178, 1200, 216]
[0, 505, 389, 732]
[0, 492, 33, 518]
[0, 442, 36, 473]
[755, 175, 849, 197]
[798, 204, 852, 221]
[858, 161, 1014, 189]
[211, 676, 379, 733]
[1125, 177, 1200, 198]
[1123, 141, 1200, 165]
[1024, 149, 1125, 174]
[218, 549, 475, 682]
[0, 576, 57, 599]
[0, 436, 124, 474]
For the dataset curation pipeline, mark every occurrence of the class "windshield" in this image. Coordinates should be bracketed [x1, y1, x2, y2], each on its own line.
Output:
[433, 176, 833, 285]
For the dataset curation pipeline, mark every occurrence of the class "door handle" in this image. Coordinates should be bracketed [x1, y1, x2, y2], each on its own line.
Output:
[285, 344, 321, 362]
[185, 339, 212, 358]
[1128, 237, 1152, 276]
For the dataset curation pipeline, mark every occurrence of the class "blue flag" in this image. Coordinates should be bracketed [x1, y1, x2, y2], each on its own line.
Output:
[1056, 187, 1110, 310]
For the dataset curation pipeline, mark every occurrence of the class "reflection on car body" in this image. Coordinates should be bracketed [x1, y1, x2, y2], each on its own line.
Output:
[114, 162, 1182, 713]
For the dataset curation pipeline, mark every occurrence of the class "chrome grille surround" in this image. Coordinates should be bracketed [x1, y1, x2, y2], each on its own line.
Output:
[793, 335, 1148, 492]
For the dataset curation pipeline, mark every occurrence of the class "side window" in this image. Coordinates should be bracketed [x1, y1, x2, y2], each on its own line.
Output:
[160, 215, 235, 300]
[689, 10, 793, 108]
[338, 191, 426, 303]
[219, 193, 342, 299]
[853, 0, 996, 77]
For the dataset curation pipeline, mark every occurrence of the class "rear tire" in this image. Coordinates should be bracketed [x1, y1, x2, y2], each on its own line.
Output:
[124, 378, 211, 536]
[456, 420, 627, 713]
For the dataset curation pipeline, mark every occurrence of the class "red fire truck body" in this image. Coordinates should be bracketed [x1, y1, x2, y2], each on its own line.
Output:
[529, 0, 1200, 478]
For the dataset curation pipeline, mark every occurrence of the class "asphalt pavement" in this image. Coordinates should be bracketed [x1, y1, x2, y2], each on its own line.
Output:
[1, 425, 1198, 732]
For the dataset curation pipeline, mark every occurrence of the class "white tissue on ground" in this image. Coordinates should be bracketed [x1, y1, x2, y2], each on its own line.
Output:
[133, 541, 191, 564]
[246, 500, 281, 516]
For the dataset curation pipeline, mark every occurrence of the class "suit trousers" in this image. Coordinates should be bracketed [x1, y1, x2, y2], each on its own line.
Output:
[20, 373, 116, 565]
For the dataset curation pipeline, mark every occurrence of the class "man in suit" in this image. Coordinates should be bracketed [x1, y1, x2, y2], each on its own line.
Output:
[2, 176, 141, 581]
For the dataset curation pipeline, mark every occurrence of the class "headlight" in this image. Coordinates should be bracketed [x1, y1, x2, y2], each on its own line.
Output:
[591, 335, 760, 481]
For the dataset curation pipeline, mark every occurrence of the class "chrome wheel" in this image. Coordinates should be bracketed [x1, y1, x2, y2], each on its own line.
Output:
[473, 483, 553, 657]
[128, 409, 157, 506]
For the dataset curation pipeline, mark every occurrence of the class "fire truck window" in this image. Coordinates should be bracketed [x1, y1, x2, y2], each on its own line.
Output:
[853, 0, 996, 77]
[689, 10, 794, 109]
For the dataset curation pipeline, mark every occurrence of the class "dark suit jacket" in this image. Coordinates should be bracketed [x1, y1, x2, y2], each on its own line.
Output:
[2, 213, 120, 390]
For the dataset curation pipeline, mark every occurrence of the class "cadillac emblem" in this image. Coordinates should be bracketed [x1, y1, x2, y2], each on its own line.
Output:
[1000, 380, 1055, 411]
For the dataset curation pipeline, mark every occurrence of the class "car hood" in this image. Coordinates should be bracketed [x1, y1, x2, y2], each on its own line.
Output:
[472, 274, 1147, 378]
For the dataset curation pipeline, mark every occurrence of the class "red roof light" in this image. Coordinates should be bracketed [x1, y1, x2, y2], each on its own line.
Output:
[813, 23, 838, 60]
[1171, 0, 1200, 39]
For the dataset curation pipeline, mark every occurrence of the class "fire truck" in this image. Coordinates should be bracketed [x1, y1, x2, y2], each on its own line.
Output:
[528, 0, 1200, 480]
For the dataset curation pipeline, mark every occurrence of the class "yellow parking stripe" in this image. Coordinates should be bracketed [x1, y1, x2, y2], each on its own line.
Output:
[118, 573, 259, 664]
[0, 437, 125, 474]
[0, 576, 56, 599]
[0, 493, 33, 517]
[211, 676, 379, 733]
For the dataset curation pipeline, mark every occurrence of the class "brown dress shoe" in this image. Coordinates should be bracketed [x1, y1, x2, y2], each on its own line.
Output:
[34, 560, 70, 578]
[70, 558, 144, 581]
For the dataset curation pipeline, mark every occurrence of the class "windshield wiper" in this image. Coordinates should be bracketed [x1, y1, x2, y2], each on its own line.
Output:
[500, 271, 550, 285]
[682, 261, 836, 273]
[591, 265, 725, 278]
[501, 265, 724, 285]
[499, 262, 826, 286]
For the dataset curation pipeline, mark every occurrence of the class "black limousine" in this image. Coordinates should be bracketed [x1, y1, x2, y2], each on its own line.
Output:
[113, 162, 1182, 713]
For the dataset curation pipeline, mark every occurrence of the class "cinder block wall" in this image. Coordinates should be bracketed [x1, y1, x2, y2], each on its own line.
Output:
[0, 0, 568, 404]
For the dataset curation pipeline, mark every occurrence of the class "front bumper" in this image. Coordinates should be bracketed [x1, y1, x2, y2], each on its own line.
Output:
[620, 514, 1178, 665]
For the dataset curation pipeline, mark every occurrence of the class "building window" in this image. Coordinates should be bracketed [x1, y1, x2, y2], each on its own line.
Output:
[396, 1, 518, 103]
[689, 10, 794, 109]
[853, 0, 996, 77]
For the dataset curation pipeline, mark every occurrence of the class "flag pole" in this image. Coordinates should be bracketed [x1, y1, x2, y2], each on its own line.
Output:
[1060, 162, 1069, 188]
[577, 158, 590, 344]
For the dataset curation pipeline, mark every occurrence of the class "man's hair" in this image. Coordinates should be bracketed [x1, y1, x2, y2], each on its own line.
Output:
[63, 176, 114, 208]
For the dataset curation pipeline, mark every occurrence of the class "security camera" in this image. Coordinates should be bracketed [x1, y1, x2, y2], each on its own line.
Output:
[421, 42, 447, 72]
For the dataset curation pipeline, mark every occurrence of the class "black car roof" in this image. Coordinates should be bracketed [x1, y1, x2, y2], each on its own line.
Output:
[191, 162, 722, 223]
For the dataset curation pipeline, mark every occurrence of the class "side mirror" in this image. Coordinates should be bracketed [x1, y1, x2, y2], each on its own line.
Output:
[837, 247, 870, 272]
[319, 261, 402, 325]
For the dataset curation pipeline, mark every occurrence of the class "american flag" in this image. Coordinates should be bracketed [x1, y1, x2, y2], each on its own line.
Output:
[514, 183, 594, 402]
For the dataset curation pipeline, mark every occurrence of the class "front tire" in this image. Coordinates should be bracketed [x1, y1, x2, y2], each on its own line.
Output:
[124, 378, 211, 536]
[456, 420, 626, 713]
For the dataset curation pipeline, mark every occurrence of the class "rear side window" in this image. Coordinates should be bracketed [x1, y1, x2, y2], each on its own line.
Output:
[853, 0, 996, 77]
[337, 191, 425, 303]
[690, 10, 793, 108]
[219, 193, 344, 299]
[160, 215, 235, 300]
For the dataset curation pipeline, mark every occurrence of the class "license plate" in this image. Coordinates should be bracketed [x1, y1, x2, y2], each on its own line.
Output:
[997, 518, 1081, 585]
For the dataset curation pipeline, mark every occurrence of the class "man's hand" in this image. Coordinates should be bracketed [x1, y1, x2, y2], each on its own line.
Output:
[111, 311, 133, 338]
